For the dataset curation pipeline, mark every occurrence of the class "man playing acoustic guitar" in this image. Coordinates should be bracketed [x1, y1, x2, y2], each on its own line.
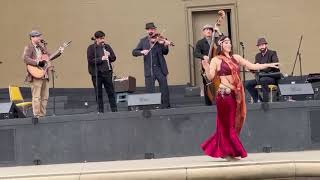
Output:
[22, 30, 64, 118]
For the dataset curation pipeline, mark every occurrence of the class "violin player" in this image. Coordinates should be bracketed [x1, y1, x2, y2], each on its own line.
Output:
[132, 22, 173, 109]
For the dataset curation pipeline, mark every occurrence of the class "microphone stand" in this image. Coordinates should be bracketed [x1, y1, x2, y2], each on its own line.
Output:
[240, 42, 246, 83]
[51, 68, 56, 116]
[290, 35, 303, 79]
[42, 41, 57, 116]
[94, 41, 99, 113]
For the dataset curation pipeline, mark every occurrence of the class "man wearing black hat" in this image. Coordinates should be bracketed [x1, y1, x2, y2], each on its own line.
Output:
[194, 24, 223, 106]
[87, 30, 118, 113]
[245, 37, 280, 103]
[132, 22, 171, 108]
[22, 30, 63, 118]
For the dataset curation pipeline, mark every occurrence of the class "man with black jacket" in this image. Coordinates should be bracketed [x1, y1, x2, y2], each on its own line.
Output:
[245, 37, 280, 103]
[132, 22, 171, 108]
[194, 24, 222, 105]
[87, 31, 117, 113]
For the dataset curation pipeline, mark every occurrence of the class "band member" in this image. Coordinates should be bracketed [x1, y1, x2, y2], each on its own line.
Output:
[22, 30, 63, 118]
[201, 36, 279, 160]
[132, 22, 171, 108]
[87, 31, 118, 113]
[245, 38, 280, 103]
[194, 24, 223, 105]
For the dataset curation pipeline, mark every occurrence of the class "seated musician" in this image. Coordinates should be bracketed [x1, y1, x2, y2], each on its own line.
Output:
[245, 37, 280, 102]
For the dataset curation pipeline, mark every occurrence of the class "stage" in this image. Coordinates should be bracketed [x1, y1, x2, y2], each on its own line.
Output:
[0, 151, 319, 179]
[0, 99, 320, 167]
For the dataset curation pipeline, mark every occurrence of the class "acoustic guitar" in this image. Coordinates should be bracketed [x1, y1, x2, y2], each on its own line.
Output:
[27, 41, 71, 79]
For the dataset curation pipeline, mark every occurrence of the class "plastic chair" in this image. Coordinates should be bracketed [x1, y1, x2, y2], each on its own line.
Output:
[8, 85, 32, 115]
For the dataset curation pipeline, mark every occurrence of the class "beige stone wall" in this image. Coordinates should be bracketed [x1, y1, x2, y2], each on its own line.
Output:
[237, 0, 320, 79]
[0, 0, 189, 88]
[0, 0, 319, 88]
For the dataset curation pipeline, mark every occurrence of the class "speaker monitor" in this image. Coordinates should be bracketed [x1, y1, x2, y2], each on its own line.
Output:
[0, 102, 26, 119]
[127, 93, 161, 110]
[311, 81, 320, 100]
[278, 83, 314, 101]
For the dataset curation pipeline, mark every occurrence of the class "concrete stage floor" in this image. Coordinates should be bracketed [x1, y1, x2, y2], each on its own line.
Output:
[0, 150, 320, 180]
[1, 100, 320, 166]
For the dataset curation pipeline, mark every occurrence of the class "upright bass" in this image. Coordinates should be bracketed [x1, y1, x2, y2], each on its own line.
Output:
[201, 10, 226, 103]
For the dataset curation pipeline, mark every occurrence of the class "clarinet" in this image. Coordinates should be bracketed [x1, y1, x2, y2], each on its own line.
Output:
[102, 43, 111, 71]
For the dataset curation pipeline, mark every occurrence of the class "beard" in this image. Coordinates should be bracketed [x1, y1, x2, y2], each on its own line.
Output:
[148, 32, 154, 36]
[206, 32, 212, 38]
[259, 48, 267, 53]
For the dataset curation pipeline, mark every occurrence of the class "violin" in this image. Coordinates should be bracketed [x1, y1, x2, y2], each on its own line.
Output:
[150, 33, 175, 46]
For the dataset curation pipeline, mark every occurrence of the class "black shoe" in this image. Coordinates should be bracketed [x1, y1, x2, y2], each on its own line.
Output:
[161, 104, 171, 109]
[205, 101, 213, 106]
[111, 108, 118, 112]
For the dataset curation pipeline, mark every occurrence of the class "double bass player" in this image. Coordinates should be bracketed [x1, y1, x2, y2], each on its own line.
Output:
[194, 11, 225, 105]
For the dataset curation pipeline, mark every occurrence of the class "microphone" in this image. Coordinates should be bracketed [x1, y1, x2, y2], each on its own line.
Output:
[91, 37, 96, 41]
[40, 39, 47, 45]
[0, 61, 2, 64]
[240, 41, 245, 48]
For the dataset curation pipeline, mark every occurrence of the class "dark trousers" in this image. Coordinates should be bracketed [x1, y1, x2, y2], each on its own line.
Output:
[145, 67, 170, 108]
[91, 71, 117, 113]
[245, 77, 276, 103]
[202, 76, 213, 106]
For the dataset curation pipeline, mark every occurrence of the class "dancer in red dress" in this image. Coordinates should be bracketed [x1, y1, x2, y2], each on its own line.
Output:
[201, 36, 279, 160]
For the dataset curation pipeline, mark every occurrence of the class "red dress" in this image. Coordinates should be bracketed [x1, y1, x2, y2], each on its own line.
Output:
[201, 58, 247, 158]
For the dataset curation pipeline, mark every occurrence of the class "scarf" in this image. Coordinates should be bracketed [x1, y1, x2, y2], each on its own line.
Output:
[217, 55, 246, 134]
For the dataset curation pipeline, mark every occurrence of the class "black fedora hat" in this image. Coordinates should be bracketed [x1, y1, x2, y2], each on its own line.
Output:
[256, 37, 268, 46]
[145, 22, 157, 29]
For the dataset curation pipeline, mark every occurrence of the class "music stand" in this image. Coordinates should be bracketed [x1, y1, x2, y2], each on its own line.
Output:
[290, 35, 303, 79]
